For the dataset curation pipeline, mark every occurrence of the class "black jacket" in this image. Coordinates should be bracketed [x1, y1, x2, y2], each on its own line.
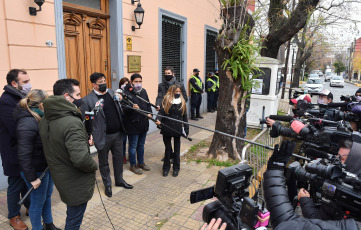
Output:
[123, 89, 152, 135]
[0, 85, 25, 176]
[263, 169, 359, 230]
[155, 79, 188, 107]
[14, 106, 47, 182]
[80, 89, 125, 150]
[158, 101, 189, 137]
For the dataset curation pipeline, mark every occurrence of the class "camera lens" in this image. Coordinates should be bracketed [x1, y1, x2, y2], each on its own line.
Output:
[305, 163, 342, 180]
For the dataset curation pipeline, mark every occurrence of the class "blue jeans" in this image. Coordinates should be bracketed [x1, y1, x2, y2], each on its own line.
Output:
[128, 132, 147, 166]
[7, 176, 30, 219]
[21, 171, 54, 230]
[65, 202, 88, 230]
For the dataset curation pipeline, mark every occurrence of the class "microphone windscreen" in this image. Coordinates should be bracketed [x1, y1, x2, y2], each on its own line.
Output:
[269, 115, 293, 122]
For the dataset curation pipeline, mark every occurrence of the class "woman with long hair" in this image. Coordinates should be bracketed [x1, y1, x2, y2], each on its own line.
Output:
[14, 89, 60, 230]
[156, 84, 189, 177]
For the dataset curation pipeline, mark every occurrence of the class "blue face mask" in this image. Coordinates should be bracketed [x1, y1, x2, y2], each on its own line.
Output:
[356, 96, 361, 102]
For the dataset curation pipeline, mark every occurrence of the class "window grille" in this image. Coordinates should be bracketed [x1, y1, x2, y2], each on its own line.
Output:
[162, 16, 184, 82]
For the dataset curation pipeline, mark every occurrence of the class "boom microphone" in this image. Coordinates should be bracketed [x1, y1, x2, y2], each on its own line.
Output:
[319, 102, 349, 108]
[268, 115, 294, 122]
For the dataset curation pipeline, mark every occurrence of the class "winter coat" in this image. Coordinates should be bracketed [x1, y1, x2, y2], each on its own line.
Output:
[157, 99, 189, 137]
[263, 169, 359, 230]
[155, 79, 188, 107]
[0, 85, 25, 176]
[14, 106, 47, 183]
[39, 96, 98, 206]
[122, 88, 152, 135]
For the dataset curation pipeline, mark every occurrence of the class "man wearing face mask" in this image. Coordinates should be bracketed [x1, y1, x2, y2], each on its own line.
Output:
[0, 69, 31, 230]
[122, 74, 153, 175]
[189, 68, 204, 120]
[155, 66, 188, 111]
[317, 89, 336, 121]
[355, 88, 361, 102]
[81, 72, 133, 198]
[39, 79, 98, 229]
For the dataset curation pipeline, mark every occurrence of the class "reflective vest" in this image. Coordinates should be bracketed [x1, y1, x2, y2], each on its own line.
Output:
[214, 74, 220, 88]
[190, 75, 202, 93]
[207, 78, 217, 92]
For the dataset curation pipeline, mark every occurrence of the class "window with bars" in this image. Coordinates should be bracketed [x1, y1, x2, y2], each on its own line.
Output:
[205, 30, 217, 78]
[162, 16, 184, 82]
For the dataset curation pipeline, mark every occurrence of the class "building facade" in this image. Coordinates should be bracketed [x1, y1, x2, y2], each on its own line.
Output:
[1, 0, 230, 188]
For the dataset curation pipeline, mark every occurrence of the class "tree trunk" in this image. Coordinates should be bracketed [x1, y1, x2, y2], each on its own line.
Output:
[208, 44, 247, 161]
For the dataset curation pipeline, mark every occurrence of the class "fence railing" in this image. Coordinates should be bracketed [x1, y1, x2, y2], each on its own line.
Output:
[241, 128, 281, 197]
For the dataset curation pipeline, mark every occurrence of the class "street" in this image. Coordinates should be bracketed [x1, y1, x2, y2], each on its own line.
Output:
[323, 79, 359, 102]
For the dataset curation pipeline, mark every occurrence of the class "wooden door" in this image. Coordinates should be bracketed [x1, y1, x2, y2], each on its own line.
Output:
[63, 1, 111, 96]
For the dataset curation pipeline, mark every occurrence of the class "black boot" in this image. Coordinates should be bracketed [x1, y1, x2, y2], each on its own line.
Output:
[196, 114, 204, 119]
[43, 222, 61, 230]
[191, 114, 199, 121]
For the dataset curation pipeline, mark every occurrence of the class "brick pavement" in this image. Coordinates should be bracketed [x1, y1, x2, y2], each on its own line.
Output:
[0, 112, 221, 230]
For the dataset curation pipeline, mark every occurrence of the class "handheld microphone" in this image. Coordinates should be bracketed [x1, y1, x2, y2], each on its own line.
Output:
[94, 98, 104, 113]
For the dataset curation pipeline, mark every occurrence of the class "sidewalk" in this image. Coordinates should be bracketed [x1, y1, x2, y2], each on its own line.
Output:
[0, 112, 220, 230]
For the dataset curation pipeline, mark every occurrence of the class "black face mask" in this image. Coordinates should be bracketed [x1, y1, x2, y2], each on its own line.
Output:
[164, 75, 173, 81]
[175, 93, 181, 99]
[70, 95, 83, 108]
[98, 83, 107, 92]
[195, 73, 199, 77]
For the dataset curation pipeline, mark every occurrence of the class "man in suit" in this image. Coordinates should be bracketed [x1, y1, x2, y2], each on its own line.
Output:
[81, 72, 133, 198]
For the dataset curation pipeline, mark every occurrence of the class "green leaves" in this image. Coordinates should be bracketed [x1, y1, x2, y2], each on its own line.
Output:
[221, 26, 262, 91]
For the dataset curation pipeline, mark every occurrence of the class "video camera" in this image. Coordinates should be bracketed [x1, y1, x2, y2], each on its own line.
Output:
[190, 163, 269, 230]
[287, 159, 361, 221]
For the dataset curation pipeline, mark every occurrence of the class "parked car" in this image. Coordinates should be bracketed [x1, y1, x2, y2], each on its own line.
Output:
[330, 76, 345, 87]
[309, 73, 319, 79]
[304, 78, 323, 93]
[325, 72, 333, 82]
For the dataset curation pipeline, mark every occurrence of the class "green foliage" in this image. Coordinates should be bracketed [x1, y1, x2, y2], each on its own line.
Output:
[221, 26, 262, 91]
[333, 61, 346, 75]
[221, 0, 241, 7]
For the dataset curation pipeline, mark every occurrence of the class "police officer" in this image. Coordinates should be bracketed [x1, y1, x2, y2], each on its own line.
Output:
[189, 68, 204, 120]
[206, 72, 217, 112]
[214, 69, 220, 110]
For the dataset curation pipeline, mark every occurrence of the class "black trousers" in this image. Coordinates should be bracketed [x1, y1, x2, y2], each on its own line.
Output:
[207, 91, 215, 110]
[97, 132, 124, 187]
[191, 93, 202, 115]
[214, 90, 219, 109]
[162, 136, 181, 172]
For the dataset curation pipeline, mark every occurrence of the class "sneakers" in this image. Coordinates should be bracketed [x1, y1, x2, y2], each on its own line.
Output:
[173, 170, 179, 177]
[9, 216, 28, 230]
[163, 171, 169, 177]
[196, 115, 204, 119]
[130, 165, 143, 175]
[137, 163, 150, 171]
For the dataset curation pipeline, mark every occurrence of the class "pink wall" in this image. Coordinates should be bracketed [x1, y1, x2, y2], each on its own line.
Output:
[122, 0, 222, 103]
[0, 0, 58, 94]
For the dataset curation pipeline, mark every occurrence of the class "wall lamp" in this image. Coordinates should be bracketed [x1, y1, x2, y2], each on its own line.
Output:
[131, 2, 145, 31]
[29, 0, 45, 16]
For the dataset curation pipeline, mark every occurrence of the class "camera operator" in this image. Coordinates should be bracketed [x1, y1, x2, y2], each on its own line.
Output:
[355, 88, 361, 102]
[317, 89, 337, 120]
[298, 140, 361, 221]
[263, 140, 359, 230]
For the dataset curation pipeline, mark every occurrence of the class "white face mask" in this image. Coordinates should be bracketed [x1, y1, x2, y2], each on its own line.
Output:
[356, 96, 361, 102]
